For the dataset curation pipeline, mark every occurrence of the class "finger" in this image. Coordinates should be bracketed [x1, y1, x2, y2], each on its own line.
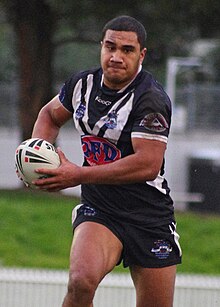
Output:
[32, 173, 57, 186]
[35, 168, 58, 176]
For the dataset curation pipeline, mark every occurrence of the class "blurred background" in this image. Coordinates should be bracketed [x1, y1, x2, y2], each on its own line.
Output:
[0, 1, 220, 306]
[1, 0, 220, 211]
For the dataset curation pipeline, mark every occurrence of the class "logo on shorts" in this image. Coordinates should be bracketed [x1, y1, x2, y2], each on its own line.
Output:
[80, 205, 97, 217]
[151, 240, 172, 259]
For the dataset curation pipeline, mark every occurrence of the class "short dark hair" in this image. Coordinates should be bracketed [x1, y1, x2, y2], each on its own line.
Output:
[101, 15, 147, 49]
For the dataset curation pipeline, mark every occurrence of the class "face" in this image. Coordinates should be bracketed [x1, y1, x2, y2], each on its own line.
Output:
[101, 30, 147, 90]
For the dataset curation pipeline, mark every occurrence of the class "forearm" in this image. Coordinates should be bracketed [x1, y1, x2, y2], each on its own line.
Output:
[33, 139, 165, 192]
[79, 152, 160, 185]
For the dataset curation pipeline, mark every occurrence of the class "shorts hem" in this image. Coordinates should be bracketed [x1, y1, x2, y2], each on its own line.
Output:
[73, 217, 124, 246]
[124, 258, 182, 269]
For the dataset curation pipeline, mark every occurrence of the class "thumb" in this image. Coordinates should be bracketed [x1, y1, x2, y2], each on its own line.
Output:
[56, 147, 68, 163]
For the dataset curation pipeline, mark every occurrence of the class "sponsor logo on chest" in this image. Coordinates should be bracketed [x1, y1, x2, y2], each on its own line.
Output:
[95, 95, 112, 106]
[81, 135, 121, 166]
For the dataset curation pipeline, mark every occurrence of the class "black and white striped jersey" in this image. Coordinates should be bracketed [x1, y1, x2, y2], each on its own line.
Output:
[59, 67, 174, 225]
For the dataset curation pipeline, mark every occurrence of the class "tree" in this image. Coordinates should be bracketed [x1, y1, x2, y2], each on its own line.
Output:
[1, 0, 220, 140]
[2, 0, 55, 140]
[1, 0, 144, 140]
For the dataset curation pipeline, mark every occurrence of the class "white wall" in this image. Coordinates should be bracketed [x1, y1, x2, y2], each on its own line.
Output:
[1, 128, 220, 208]
[0, 128, 83, 197]
[1, 268, 220, 307]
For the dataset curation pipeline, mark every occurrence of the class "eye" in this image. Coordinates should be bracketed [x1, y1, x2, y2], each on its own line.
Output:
[123, 47, 134, 54]
[107, 46, 114, 51]
[105, 44, 116, 52]
[124, 49, 131, 54]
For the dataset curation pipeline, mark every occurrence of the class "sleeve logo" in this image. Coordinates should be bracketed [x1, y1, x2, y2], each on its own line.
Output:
[139, 113, 169, 132]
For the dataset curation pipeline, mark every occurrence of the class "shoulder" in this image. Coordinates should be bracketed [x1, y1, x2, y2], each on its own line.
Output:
[130, 70, 172, 136]
[58, 67, 102, 111]
[65, 67, 102, 87]
[133, 70, 171, 111]
[135, 70, 170, 98]
[59, 68, 101, 102]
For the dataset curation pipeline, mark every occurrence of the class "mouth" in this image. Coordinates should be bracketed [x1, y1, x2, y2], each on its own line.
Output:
[108, 65, 125, 71]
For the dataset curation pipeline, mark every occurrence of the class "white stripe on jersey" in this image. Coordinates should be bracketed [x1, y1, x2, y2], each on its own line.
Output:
[72, 74, 94, 135]
[71, 78, 86, 134]
[72, 72, 135, 145]
[71, 78, 82, 111]
[103, 92, 134, 144]
[92, 92, 133, 141]
[84, 74, 94, 120]
[131, 132, 168, 144]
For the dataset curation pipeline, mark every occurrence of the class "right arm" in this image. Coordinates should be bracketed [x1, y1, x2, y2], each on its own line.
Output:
[32, 95, 72, 144]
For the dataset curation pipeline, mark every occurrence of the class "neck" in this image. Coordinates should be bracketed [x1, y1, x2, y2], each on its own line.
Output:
[102, 65, 142, 92]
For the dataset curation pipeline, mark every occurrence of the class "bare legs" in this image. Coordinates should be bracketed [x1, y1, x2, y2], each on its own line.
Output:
[62, 222, 177, 307]
[62, 222, 123, 307]
[130, 265, 176, 307]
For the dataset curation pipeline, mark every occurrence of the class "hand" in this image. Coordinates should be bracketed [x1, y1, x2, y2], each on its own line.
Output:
[32, 148, 82, 192]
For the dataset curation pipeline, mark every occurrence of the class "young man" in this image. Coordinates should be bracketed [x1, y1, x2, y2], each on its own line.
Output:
[32, 15, 182, 307]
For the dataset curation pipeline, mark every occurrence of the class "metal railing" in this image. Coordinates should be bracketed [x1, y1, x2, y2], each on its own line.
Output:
[1, 82, 220, 131]
[0, 268, 220, 307]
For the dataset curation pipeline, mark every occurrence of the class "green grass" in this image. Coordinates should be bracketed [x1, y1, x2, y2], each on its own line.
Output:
[0, 189, 75, 269]
[0, 189, 220, 275]
[176, 212, 220, 275]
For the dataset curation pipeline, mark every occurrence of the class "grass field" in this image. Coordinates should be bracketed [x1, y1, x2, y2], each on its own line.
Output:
[0, 188, 220, 275]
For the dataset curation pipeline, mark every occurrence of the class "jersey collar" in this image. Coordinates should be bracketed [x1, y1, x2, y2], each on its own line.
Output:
[101, 65, 142, 93]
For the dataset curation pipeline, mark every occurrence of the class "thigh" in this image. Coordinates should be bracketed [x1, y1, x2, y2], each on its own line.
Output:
[130, 265, 176, 307]
[69, 221, 123, 283]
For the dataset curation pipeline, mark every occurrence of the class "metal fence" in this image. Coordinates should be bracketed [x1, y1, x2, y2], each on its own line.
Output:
[1, 82, 220, 131]
[0, 268, 220, 307]
[175, 84, 220, 131]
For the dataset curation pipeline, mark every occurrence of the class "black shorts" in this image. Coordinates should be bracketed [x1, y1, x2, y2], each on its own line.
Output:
[72, 204, 182, 268]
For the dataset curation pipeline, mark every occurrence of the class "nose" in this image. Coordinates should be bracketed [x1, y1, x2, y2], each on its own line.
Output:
[110, 50, 123, 63]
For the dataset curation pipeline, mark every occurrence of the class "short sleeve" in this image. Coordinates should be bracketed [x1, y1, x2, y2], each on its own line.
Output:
[58, 72, 82, 113]
[131, 90, 172, 144]
[58, 82, 73, 112]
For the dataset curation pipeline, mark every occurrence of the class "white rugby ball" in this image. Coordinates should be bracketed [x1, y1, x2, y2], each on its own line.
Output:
[15, 138, 60, 188]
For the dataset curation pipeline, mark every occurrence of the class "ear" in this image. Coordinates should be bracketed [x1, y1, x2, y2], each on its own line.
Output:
[140, 47, 147, 64]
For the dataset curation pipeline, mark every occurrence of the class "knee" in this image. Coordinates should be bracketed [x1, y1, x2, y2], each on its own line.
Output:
[66, 269, 98, 302]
